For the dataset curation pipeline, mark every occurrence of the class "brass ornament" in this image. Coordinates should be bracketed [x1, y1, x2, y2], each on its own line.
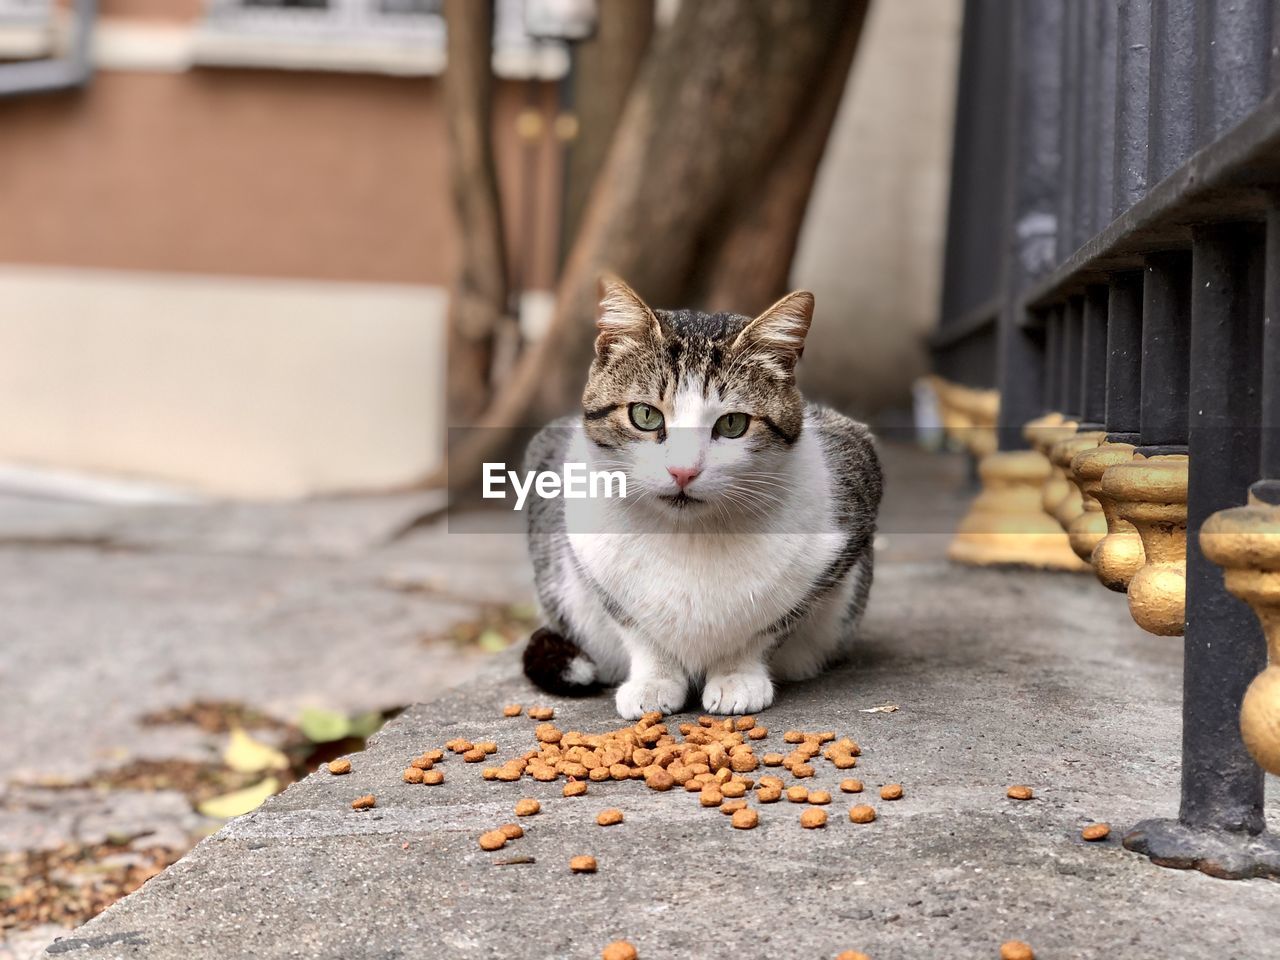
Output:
[948, 449, 1091, 571]
[1072, 442, 1144, 590]
[1048, 431, 1106, 532]
[1102, 454, 1189, 636]
[1024, 413, 1079, 517]
[1200, 492, 1280, 776]
[931, 377, 999, 460]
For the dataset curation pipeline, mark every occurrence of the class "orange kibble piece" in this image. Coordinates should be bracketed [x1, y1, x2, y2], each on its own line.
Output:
[1007, 785, 1034, 801]
[601, 942, 637, 960]
[351, 794, 376, 810]
[808, 790, 831, 805]
[596, 808, 624, 826]
[721, 781, 747, 799]
[880, 784, 903, 801]
[481, 767, 499, 781]
[849, 804, 877, 823]
[792, 763, 815, 778]
[756, 786, 782, 803]
[503, 704, 522, 717]
[840, 778, 864, 794]
[783, 730, 805, 743]
[747, 727, 768, 740]
[422, 770, 444, 785]
[423, 749, 445, 762]
[478, 830, 507, 851]
[1081, 822, 1110, 841]
[700, 790, 723, 808]
[731, 807, 759, 830]
[515, 798, 541, 817]
[327, 759, 351, 775]
[836, 952, 871, 960]
[720, 799, 748, 815]
[786, 786, 809, 804]
[762, 753, 784, 766]
[564, 780, 588, 797]
[409, 756, 433, 771]
[499, 823, 524, 840]
[645, 769, 675, 792]
[463, 748, 486, 763]
[800, 808, 827, 829]
[403, 767, 424, 784]
[570, 855, 598, 874]
[999, 941, 1035, 960]
[734, 716, 756, 731]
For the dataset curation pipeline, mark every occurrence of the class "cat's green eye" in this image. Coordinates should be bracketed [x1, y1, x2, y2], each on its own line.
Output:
[629, 402, 665, 432]
[714, 412, 751, 439]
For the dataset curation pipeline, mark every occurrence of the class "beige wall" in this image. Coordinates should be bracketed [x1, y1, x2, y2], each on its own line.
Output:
[0, 266, 446, 498]
[794, 0, 962, 417]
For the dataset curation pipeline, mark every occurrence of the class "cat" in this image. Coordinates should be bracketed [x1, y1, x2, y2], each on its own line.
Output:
[522, 276, 882, 719]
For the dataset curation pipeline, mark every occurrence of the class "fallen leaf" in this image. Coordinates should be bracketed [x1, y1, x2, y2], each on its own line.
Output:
[299, 707, 352, 743]
[478, 629, 509, 653]
[224, 727, 289, 773]
[859, 704, 900, 714]
[197, 776, 280, 819]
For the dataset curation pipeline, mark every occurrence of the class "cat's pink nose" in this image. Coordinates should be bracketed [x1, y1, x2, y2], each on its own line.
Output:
[667, 466, 701, 489]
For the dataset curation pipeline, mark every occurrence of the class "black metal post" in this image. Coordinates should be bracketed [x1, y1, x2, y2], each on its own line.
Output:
[1043, 307, 1061, 413]
[1138, 252, 1192, 450]
[1061, 296, 1085, 421]
[1079, 285, 1109, 430]
[1104, 271, 1143, 442]
[1264, 207, 1280, 485]
[994, 0, 1063, 451]
[1126, 224, 1277, 878]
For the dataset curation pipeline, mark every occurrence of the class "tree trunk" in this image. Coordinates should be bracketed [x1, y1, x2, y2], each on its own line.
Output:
[443, 0, 868, 490]
[559, 0, 655, 262]
[700, 1, 870, 316]
[443, 0, 510, 426]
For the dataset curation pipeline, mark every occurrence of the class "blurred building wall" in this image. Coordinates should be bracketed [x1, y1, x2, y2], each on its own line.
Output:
[0, 0, 563, 498]
[794, 0, 963, 418]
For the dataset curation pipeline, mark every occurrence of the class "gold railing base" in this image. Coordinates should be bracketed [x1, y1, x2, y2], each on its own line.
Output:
[948, 450, 1091, 571]
[1201, 492, 1280, 776]
[1104, 454, 1189, 637]
[1073, 442, 1144, 590]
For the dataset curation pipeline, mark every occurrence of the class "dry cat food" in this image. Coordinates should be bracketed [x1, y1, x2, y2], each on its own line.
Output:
[515, 798, 541, 817]
[879, 783, 903, 801]
[1081, 822, 1110, 841]
[327, 759, 351, 775]
[800, 808, 827, 829]
[999, 940, 1035, 960]
[499, 823, 524, 840]
[807, 790, 832, 805]
[564, 780, 588, 797]
[422, 770, 444, 786]
[731, 807, 759, 830]
[756, 786, 782, 803]
[478, 830, 507, 851]
[601, 942, 637, 960]
[351, 794, 376, 810]
[786, 786, 809, 803]
[840, 778, 864, 794]
[403, 767, 424, 784]
[503, 704, 523, 717]
[849, 804, 877, 824]
[836, 952, 871, 960]
[570, 854, 598, 873]
[596, 808, 624, 826]
[527, 706, 555, 721]
[720, 799, 747, 815]
[1007, 785, 1034, 801]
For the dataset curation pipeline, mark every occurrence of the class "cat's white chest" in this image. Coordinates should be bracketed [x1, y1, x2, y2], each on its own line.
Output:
[569, 527, 841, 667]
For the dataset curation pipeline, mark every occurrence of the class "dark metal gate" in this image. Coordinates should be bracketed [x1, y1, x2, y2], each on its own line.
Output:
[934, 0, 1280, 879]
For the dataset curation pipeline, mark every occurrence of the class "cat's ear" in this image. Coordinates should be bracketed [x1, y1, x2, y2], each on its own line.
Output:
[732, 290, 814, 374]
[595, 274, 662, 360]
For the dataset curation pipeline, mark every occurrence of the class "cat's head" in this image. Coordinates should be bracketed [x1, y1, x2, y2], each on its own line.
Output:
[581, 275, 813, 516]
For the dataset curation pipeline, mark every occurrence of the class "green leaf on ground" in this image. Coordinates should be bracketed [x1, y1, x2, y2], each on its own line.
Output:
[477, 629, 509, 653]
[197, 776, 280, 819]
[298, 707, 351, 743]
[348, 711, 385, 740]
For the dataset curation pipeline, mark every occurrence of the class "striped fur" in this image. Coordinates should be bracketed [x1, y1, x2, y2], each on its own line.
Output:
[524, 279, 882, 718]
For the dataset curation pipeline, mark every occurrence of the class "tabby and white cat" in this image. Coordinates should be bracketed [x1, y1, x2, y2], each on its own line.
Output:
[523, 277, 882, 719]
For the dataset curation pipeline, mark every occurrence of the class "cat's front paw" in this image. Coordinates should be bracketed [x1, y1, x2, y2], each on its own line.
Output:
[702, 672, 775, 715]
[615, 677, 687, 719]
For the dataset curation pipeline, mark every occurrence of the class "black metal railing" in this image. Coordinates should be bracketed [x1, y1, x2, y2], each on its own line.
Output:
[934, 0, 1280, 879]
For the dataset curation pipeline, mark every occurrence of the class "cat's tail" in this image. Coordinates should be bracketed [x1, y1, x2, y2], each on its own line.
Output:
[522, 627, 601, 696]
